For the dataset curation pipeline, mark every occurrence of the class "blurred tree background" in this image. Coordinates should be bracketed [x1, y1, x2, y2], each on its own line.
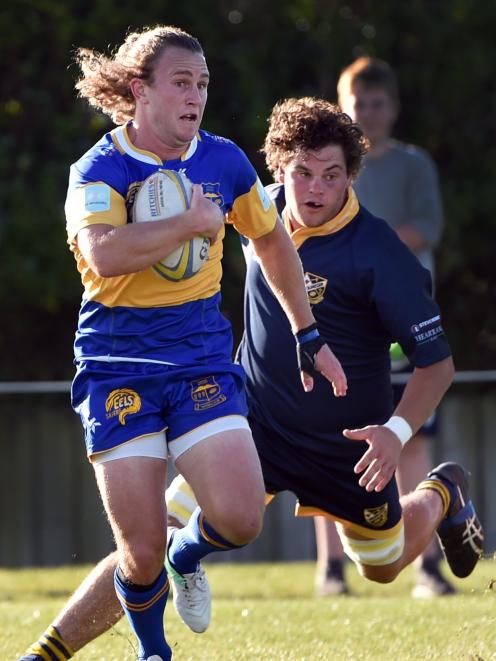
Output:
[0, 0, 494, 379]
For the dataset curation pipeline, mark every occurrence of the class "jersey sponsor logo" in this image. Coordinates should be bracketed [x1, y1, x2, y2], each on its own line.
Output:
[410, 315, 441, 333]
[304, 272, 328, 305]
[202, 182, 224, 208]
[190, 376, 226, 411]
[256, 178, 272, 211]
[85, 183, 111, 212]
[105, 388, 142, 425]
[410, 315, 444, 344]
[363, 503, 389, 527]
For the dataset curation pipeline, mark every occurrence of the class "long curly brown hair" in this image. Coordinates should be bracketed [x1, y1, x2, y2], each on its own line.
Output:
[74, 25, 203, 125]
[262, 97, 368, 179]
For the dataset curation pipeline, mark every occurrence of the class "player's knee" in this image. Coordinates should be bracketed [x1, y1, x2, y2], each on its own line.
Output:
[210, 499, 264, 545]
[358, 561, 401, 584]
[234, 508, 264, 545]
[124, 534, 167, 583]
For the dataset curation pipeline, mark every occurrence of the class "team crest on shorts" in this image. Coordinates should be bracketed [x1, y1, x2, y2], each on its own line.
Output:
[363, 503, 389, 527]
[304, 272, 328, 305]
[191, 377, 226, 410]
[105, 388, 142, 425]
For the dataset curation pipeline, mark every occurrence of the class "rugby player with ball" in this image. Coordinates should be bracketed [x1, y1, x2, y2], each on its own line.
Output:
[19, 25, 346, 661]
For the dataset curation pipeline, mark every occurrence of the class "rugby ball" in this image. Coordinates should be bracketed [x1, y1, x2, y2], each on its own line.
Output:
[132, 170, 210, 281]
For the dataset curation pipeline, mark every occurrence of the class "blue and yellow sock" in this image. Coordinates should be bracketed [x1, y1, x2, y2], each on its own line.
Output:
[19, 625, 74, 660]
[167, 506, 244, 575]
[114, 566, 171, 661]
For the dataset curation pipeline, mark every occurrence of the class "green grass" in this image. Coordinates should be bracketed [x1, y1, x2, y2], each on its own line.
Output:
[2, 560, 496, 660]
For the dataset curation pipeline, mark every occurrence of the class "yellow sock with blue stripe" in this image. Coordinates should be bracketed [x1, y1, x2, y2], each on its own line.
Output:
[114, 567, 171, 661]
[20, 625, 74, 660]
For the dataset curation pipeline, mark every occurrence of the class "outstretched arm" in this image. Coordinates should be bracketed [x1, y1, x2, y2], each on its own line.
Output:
[344, 356, 454, 492]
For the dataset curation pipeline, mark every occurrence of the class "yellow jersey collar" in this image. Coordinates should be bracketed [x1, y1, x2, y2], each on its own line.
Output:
[282, 187, 360, 249]
[111, 123, 200, 165]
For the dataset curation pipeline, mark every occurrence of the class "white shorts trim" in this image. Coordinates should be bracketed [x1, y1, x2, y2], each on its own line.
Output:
[336, 522, 405, 566]
[91, 431, 167, 465]
[168, 415, 250, 462]
[91, 415, 250, 465]
[80, 355, 178, 366]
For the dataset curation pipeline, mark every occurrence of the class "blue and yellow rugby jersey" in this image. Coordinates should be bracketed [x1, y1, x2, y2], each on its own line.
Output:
[65, 124, 277, 365]
[238, 184, 452, 451]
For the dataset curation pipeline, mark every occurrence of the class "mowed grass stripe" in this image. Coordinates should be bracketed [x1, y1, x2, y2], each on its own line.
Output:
[2, 560, 495, 660]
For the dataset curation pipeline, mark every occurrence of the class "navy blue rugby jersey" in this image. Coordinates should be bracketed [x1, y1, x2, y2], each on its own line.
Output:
[65, 123, 277, 366]
[238, 184, 451, 448]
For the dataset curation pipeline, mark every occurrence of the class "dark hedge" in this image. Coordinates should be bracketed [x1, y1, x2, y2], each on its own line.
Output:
[0, 0, 494, 378]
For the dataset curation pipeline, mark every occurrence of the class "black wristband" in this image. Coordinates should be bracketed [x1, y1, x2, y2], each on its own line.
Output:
[295, 322, 319, 343]
[295, 323, 325, 374]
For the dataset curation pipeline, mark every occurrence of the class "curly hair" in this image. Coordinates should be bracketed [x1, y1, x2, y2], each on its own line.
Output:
[262, 97, 368, 179]
[74, 25, 203, 125]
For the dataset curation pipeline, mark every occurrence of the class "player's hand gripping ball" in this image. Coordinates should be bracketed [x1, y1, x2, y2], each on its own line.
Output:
[133, 170, 210, 281]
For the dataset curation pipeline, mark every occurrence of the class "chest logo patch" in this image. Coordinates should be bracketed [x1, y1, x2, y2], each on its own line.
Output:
[304, 272, 328, 305]
[202, 182, 224, 208]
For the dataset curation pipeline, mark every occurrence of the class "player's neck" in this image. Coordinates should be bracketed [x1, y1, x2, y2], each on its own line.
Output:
[127, 122, 189, 162]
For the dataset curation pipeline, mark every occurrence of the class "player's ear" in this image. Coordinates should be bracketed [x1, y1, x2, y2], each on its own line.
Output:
[130, 78, 147, 103]
[276, 167, 285, 184]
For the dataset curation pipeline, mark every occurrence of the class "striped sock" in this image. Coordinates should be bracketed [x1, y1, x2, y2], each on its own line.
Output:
[21, 625, 74, 660]
[114, 567, 171, 661]
[168, 506, 244, 575]
[416, 478, 453, 519]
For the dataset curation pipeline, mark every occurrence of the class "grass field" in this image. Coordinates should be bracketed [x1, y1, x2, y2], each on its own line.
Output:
[2, 560, 495, 660]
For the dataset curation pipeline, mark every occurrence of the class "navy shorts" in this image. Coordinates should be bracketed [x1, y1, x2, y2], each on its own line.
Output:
[250, 416, 402, 534]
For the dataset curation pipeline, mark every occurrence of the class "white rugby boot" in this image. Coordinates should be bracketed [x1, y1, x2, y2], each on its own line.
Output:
[165, 538, 211, 633]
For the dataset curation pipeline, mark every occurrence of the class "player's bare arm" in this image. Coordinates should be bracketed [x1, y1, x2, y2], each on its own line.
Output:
[250, 220, 347, 397]
[77, 185, 223, 277]
[344, 356, 455, 492]
[393, 356, 454, 430]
